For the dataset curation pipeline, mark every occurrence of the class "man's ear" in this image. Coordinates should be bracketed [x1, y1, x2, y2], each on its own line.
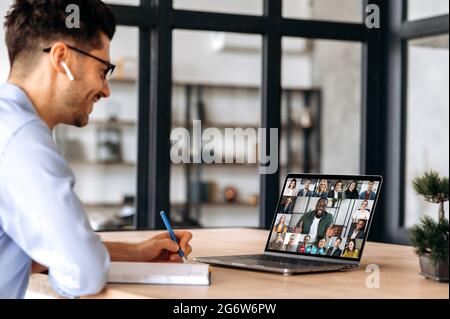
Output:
[47, 42, 71, 75]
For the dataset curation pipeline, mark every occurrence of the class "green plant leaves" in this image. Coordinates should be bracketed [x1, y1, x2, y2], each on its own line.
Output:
[412, 170, 449, 203]
[409, 216, 449, 265]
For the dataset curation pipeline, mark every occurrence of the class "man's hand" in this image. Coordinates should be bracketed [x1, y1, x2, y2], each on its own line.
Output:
[104, 230, 193, 263]
[293, 222, 303, 234]
[135, 230, 193, 263]
[326, 225, 338, 238]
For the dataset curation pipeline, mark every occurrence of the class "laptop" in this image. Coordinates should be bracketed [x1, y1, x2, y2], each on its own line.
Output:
[194, 174, 383, 275]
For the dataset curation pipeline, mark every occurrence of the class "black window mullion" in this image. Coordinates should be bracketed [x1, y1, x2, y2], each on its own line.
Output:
[135, 25, 152, 229]
[260, 0, 282, 229]
[142, 0, 173, 230]
[400, 14, 449, 39]
[135, 0, 153, 229]
[108, 4, 155, 27]
[361, 0, 390, 242]
[281, 19, 367, 42]
[172, 10, 266, 34]
[386, 0, 412, 244]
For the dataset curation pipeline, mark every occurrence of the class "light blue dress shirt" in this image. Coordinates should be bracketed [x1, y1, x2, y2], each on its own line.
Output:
[0, 83, 110, 299]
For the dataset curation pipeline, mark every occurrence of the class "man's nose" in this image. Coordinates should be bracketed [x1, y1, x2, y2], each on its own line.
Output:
[101, 80, 111, 98]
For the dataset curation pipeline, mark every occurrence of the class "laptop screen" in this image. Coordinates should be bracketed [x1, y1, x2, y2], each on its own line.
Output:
[265, 174, 383, 262]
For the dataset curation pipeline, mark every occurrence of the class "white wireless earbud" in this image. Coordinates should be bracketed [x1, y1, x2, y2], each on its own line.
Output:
[60, 61, 74, 81]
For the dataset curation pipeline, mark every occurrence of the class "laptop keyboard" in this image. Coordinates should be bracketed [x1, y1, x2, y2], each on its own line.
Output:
[243, 254, 341, 267]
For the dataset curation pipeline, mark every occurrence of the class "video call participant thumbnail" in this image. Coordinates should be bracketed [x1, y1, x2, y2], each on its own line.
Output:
[292, 198, 337, 242]
[298, 179, 314, 197]
[314, 179, 328, 197]
[349, 219, 366, 240]
[268, 232, 284, 250]
[278, 197, 295, 214]
[344, 180, 359, 199]
[359, 181, 377, 200]
[327, 180, 343, 199]
[352, 200, 370, 221]
[283, 233, 299, 252]
[284, 179, 299, 196]
[342, 239, 359, 258]
[273, 214, 289, 233]
[315, 238, 327, 255]
[326, 238, 343, 256]
[297, 235, 311, 253]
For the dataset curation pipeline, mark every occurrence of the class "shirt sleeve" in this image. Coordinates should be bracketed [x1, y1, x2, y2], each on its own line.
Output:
[0, 120, 110, 298]
[325, 214, 333, 229]
[296, 217, 302, 228]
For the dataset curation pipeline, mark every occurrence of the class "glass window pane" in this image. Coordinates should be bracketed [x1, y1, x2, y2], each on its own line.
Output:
[171, 30, 262, 228]
[54, 27, 139, 231]
[405, 35, 449, 228]
[280, 37, 362, 182]
[283, 0, 362, 23]
[408, 0, 449, 21]
[174, 0, 262, 16]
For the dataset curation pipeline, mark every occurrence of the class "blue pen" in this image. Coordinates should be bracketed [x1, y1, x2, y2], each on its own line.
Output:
[160, 211, 188, 263]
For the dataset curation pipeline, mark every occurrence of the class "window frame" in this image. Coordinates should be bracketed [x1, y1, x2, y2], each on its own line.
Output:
[106, 0, 448, 243]
[377, 0, 449, 244]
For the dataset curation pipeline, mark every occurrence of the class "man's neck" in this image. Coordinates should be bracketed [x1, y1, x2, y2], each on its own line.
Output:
[8, 76, 57, 130]
[314, 212, 324, 218]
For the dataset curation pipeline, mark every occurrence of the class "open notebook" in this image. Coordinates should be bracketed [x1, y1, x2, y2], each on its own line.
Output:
[108, 262, 211, 286]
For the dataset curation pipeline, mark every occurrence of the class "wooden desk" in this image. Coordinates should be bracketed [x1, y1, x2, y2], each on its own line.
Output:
[27, 228, 449, 299]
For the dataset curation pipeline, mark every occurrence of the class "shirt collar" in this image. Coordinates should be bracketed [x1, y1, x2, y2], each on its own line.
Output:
[0, 83, 38, 116]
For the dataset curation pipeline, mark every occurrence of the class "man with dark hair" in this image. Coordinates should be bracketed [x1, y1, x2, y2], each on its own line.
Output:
[4, 0, 116, 128]
[0, 1, 192, 299]
[297, 235, 311, 253]
[268, 232, 284, 250]
[292, 198, 337, 242]
[282, 233, 299, 252]
[298, 179, 314, 197]
[349, 219, 366, 240]
[359, 181, 376, 200]
[326, 238, 343, 257]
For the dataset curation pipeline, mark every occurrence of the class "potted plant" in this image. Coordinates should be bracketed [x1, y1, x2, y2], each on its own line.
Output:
[409, 171, 449, 282]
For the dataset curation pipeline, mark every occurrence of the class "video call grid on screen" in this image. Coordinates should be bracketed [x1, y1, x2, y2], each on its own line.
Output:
[265, 174, 383, 262]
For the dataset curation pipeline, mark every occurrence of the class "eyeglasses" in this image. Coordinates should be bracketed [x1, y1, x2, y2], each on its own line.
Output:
[43, 45, 116, 80]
